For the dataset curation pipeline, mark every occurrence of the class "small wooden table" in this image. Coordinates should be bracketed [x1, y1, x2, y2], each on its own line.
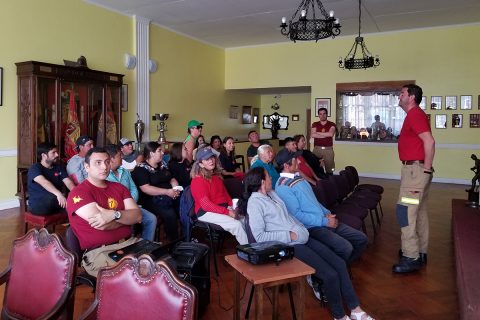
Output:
[225, 254, 315, 320]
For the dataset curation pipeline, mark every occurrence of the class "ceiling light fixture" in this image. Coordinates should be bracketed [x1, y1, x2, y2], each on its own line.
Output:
[338, 0, 380, 70]
[280, 0, 341, 42]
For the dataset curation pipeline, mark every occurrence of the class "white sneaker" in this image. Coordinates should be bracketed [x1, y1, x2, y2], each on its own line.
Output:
[306, 275, 322, 301]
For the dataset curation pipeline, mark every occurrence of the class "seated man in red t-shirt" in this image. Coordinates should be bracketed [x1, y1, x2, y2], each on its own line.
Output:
[67, 147, 142, 276]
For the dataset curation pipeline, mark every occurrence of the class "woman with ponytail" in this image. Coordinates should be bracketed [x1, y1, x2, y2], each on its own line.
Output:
[241, 167, 374, 320]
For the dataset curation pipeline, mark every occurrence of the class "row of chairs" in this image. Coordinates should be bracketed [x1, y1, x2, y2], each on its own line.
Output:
[0, 228, 198, 320]
[312, 166, 384, 236]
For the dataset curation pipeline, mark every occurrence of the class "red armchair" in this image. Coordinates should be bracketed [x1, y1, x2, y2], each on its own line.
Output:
[79, 255, 198, 320]
[0, 228, 77, 319]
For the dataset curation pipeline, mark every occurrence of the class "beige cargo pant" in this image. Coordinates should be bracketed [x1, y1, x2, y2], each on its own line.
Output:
[396, 162, 432, 259]
[313, 146, 335, 174]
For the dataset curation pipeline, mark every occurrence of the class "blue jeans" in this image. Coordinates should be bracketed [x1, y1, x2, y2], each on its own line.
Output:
[308, 223, 368, 263]
[140, 208, 157, 241]
[294, 238, 360, 319]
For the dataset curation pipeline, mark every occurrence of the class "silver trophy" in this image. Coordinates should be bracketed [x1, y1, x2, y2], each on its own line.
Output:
[153, 113, 169, 144]
[134, 113, 145, 151]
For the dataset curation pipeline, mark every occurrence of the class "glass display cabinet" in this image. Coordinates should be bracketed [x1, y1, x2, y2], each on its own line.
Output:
[16, 61, 123, 174]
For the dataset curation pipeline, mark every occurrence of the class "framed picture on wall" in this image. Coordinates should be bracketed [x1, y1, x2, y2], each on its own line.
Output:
[452, 114, 462, 128]
[419, 96, 427, 110]
[431, 96, 442, 110]
[445, 96, 457, 110]
[435, 114, 447, 129]
[242, 106, 252, 124]
[460, 95, 472, 110]
[315, 98, 331, 117]
[470, 114, 480, 128]
[229, 105, 239, 119]
[0, 67, 3, 106]
[252, 108, 259, 124]
[292, 114, 299, 121]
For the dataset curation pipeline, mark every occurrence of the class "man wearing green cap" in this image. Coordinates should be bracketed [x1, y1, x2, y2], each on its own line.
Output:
[184, 120, 203, 163]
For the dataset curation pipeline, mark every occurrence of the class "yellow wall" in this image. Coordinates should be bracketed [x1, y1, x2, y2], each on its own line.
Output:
[225, 25, 480, 181]
[0, 0, 259, 204]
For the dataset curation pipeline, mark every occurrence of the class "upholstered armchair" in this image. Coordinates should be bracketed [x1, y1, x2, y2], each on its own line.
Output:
[0, 228, 77, 319]
[79, 255, 198, 320]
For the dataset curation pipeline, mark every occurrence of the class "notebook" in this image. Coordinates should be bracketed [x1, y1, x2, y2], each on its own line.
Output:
[108, 239, 169, 262]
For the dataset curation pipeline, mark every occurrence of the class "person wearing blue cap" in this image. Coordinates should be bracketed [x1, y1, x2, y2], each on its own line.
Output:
[183, 119, 203, 164]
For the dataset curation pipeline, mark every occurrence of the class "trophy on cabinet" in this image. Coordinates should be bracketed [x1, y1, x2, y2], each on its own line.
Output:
[466, 154, 480, 208]
[134, 113, 145, 151]
[152, 113, 169, 144]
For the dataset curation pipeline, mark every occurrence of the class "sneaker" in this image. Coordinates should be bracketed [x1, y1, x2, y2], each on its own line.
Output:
[306, 275, 322, 301]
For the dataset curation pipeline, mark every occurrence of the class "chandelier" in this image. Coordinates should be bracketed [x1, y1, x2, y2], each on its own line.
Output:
[338, 0, 380, 70]
[280, 0, 341, 42]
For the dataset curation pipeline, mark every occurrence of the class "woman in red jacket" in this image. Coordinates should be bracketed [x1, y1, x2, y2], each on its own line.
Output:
[190, 146, 248, 245]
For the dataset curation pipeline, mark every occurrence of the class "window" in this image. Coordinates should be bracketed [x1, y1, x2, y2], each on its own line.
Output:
[336, 80, 414, 141]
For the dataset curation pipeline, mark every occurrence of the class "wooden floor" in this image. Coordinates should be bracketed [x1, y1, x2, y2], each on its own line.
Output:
[0, 177, 462, 319]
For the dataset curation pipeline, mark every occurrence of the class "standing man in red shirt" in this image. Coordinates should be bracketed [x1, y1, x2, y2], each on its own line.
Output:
[393, 84, 435, 273]
[311, 107, 336, 174]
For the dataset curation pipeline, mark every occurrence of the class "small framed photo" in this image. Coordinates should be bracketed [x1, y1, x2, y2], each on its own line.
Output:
[435, 114, 447, 129]
[470, 114, 480, 128]
[460, 95, 472, 110]
[419, 96, 427, 110]
[121, 84, 128, 112]
[229, 105, 239, 119]
[242, 106, 253, 124]
[431, 96, 442, 110]
[445, 96, 457, 110]
[252, 108, 259, 124]
[478, 95, 480, 109]
[315, 98, 331, 117]
[452, 114, 463, 128]
[292, 114, 300, 121]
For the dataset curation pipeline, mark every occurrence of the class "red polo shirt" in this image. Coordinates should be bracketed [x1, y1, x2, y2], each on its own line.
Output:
[398, 106, 431, 161]
[312, 120, 336, 147]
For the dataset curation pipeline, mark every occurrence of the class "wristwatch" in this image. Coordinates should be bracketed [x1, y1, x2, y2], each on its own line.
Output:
[113, 210, 122, 220]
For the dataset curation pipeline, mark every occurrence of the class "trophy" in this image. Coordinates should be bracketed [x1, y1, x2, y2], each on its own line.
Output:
[153, 113, 169, 144]
[134, 113, 145, 151]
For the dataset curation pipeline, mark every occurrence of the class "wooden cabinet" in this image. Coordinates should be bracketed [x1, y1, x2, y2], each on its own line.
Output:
[16, 61, 124, 172]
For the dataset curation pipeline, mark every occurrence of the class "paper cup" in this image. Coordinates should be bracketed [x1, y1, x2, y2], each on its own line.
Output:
[173, 186, 184, 191]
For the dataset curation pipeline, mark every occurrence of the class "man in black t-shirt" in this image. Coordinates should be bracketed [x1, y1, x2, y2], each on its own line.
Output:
[27, 142, 75, 215]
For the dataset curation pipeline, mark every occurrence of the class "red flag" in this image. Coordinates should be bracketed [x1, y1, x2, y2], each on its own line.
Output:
[64, 90, 81, 159]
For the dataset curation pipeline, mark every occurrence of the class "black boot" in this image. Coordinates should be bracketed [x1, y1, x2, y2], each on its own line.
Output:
[392, 256, 422, 273]
[398, 249, 427, 265]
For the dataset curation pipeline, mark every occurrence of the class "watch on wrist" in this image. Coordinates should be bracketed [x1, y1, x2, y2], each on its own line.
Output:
[113, 210, 122, 220]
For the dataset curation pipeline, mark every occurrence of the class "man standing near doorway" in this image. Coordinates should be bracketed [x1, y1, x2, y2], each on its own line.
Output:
[393, 84, 435, 273]
[311, 107, 336, 174]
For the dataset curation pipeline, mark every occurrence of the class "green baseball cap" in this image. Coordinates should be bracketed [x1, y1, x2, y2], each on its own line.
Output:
[187, 120, 203, 128]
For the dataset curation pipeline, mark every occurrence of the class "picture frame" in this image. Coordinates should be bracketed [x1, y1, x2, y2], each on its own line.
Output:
[431, 96, 442, 110]
[252, 108, 259, 124]
[460, 95, 472, 110]
[470, 114, 480, 128]
[315, 98, 331, 117]
[435, 114, 447, 129]
[242, 106, 252, 124]
[419, 96, 427, 110]
[229, 105, 239, 119]
[478, 95, 480, 110]
[452, 114, 462, 128]
[445, 96, 457, 110]
[121, 84, 128, 112]
[292, 114, 300, 121]
[0, 67, 3, 106]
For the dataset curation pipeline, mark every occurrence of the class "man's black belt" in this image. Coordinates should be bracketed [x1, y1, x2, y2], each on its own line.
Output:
[402, 160, 424, 165]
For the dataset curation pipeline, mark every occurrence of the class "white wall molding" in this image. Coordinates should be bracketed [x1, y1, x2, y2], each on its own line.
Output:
[0, 149, 17, 157]
[135, 16, 151, 141]
[356, 171, 469, 185]
[0, 198, 19, 211]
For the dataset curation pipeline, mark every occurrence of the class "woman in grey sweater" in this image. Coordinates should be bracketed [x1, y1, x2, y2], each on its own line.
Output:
[237, 167, 374, 320]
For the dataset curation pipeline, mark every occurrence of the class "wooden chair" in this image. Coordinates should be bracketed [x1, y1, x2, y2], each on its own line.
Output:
[79, 255, 198, 320]
[19, 169, 68, 234]
[0, 228, 76, 319]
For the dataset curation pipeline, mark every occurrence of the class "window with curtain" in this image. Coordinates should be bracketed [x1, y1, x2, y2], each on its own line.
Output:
[336, 92, 405, 141]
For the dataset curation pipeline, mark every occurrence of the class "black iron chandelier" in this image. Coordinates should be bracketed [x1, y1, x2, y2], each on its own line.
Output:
[280, 0, 341, 42]
[338, 0, 380, 70]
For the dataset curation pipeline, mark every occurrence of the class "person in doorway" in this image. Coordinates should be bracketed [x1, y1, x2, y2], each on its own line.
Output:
[311, 108, 336, 174]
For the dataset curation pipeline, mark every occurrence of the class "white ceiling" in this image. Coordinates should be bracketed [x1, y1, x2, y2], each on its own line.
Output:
[85, 0, 480, 48]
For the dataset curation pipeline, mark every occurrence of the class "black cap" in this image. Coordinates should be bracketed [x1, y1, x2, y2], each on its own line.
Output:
[275, 148, 298, 167]
[75, 135, 93, 148]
